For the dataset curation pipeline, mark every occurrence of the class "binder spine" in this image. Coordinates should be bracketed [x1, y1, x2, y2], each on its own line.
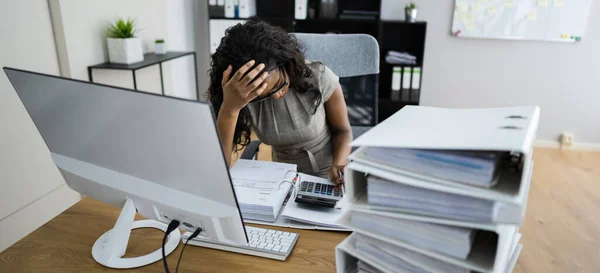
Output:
[295, 0, 308, 19]
[492, 202, 523, 224]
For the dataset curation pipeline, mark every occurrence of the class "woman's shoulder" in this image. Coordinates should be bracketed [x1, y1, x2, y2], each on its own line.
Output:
[305, 59, 327, 74]
[305, 60, 339, 101]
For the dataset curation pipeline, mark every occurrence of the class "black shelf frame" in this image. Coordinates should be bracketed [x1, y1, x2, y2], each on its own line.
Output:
[88, 51, 200, 101]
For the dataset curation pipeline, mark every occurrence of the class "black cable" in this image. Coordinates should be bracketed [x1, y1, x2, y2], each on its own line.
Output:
[175, 228, 203, 273]
[162, 220, 181, 273]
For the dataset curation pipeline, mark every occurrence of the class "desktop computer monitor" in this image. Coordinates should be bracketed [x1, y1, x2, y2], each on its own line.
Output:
[4, 67, 248, 268]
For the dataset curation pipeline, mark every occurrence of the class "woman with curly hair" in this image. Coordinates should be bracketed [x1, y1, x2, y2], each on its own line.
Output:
[208, 20, 352, 183]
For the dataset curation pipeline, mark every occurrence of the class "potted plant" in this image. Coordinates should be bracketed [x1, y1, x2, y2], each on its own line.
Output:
[155, 39, 166, 54]
[405, 2, 418, 23]
[106, 18, 143, 64]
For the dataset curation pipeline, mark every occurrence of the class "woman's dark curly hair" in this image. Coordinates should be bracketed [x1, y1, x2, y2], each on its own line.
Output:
[208, 19, 321, 151]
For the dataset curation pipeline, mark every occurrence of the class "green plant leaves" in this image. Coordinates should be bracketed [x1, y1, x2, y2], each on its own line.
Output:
[405, 2, 417, 10]
[107, 18, 137, 38]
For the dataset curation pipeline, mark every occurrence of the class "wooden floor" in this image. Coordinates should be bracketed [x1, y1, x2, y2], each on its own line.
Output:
[513, 148, 600, 273]
[238, 145, 600, 273]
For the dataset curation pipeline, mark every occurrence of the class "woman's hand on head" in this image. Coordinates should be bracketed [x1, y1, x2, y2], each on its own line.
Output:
[221, 60, 269, 113]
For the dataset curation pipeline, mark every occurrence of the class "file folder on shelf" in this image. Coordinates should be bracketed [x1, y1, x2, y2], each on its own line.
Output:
[344, 161, 533, 224]
[224, 0, 235, 18]
[337, 209, 522, 273]
[238, 0, 256, 18]
[295, 0, 308, 19]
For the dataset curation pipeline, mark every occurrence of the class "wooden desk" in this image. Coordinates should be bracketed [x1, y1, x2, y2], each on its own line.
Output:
[2, 148, 600, 273]
[0, 198, 347, 273]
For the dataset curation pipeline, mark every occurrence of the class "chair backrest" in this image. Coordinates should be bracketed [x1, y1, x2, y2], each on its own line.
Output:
[293, 33, 380, 126]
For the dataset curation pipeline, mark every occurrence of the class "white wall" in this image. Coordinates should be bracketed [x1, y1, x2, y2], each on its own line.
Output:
[50, 0, 210, 101]
[166, 0, 201, 100]
[381, 0, 600, 143]
[0, 0, 209, 252]
[0, 0, 81, 252]
[164, 0, 211, 101]
[51, 0, 170, 95]
[194, 0, 212, 101]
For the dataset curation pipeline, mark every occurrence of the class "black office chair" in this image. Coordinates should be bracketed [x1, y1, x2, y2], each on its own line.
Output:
[241, 33, 380, 160]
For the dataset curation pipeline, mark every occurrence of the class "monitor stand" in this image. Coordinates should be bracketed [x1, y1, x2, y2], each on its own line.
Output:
[91, 198, 180, 268]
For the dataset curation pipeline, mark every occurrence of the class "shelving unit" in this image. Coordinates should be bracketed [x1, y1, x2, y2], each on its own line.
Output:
[207, 0, 427, 122]
[88, 51, 200, 101]
[378, 21, 427, 117]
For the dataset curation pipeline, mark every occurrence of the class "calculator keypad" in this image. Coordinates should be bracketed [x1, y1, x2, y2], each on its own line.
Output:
[299, 181, 342, 198]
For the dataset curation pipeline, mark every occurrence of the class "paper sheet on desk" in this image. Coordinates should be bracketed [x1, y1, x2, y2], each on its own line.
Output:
[234, 187, 289, 214]
[280, 173, 348, 229]
[230, 159, 297, 191]
[231, 160, 296, 218]
[244, 216, 349, 231]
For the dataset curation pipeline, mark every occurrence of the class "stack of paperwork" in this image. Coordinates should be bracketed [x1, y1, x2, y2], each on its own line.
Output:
[335, 105, 540, 273]
[230, 159, 296, 222]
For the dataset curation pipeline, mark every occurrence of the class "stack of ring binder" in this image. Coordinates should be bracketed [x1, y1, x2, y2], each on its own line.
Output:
[335, 105, 540, 273]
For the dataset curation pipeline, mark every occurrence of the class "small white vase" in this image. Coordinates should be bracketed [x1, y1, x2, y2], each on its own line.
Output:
[107, 37, 144, 64]
[405, 9, 418, 23]
[155, 43, 167, 54]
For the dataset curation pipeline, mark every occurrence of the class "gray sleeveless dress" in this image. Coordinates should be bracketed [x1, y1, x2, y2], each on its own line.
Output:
[246, 60, 339, 178]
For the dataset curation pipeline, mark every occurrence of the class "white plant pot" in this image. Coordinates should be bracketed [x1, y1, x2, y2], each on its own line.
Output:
[405, 9, 418, 23]
[155, 43, 167, 54]
[107, 37, 144, 64]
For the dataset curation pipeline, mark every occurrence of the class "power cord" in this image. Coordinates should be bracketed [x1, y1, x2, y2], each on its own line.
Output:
[162, 220, 181, 273]
[175, 227, 203, 273]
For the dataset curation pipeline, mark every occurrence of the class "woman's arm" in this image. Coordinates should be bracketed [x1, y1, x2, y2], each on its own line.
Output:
[217, 60, 269, 167]
[217, 109, 239, 167]
[324, 84, 353, 183]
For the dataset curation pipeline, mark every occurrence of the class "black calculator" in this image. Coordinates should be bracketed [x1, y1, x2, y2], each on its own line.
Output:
[294, 181, 343, 208]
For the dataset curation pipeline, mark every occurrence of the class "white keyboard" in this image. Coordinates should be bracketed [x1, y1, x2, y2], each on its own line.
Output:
[182, 226, 299, 261]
